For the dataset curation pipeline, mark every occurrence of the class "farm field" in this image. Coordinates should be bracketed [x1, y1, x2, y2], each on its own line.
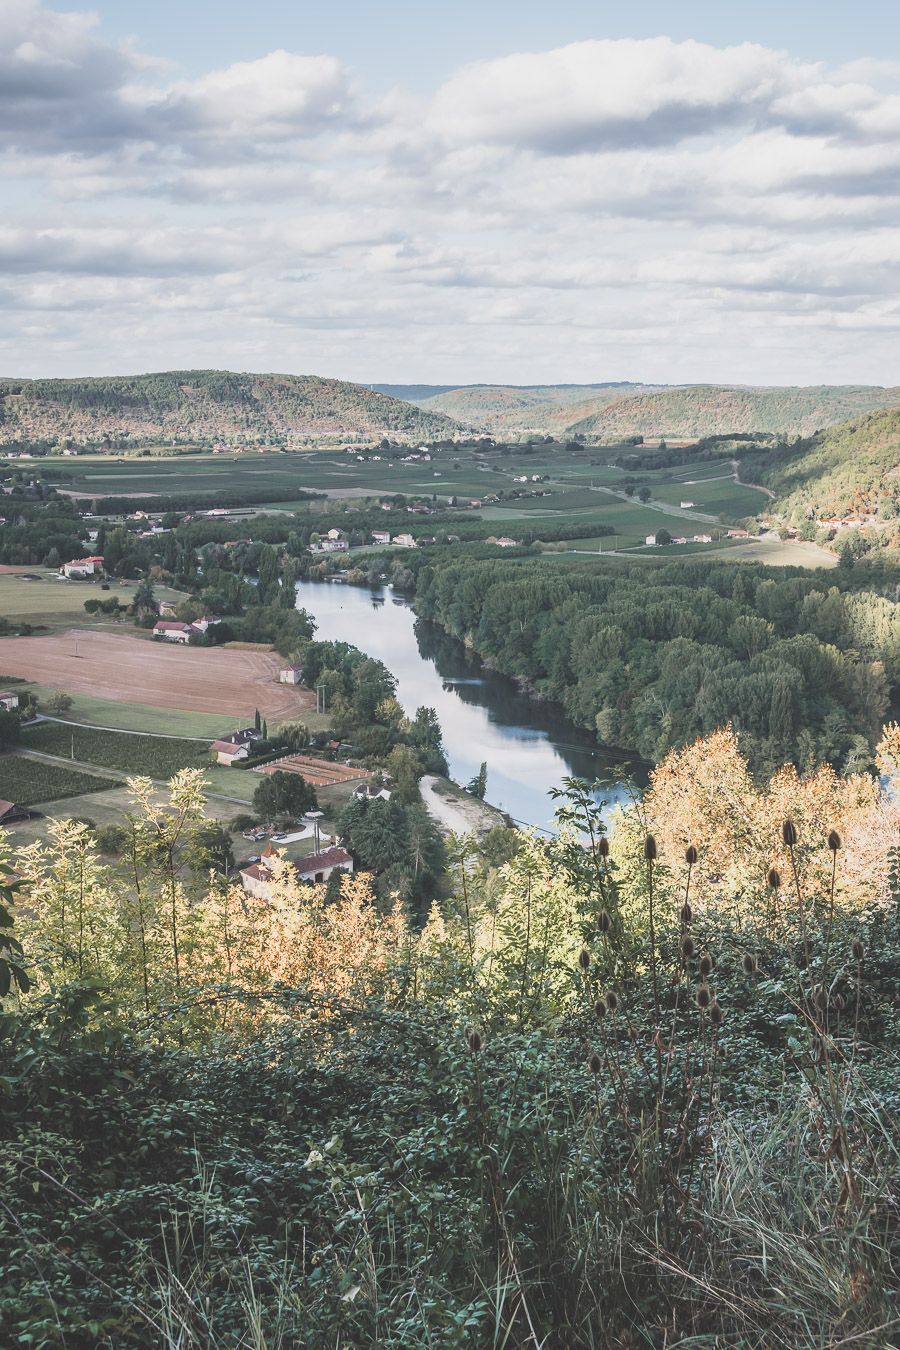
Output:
[0, 753, 120, 806]
[21, 723, 210, 777]
[15, 691, 231, 738]
[0, 571, 186, 628]
[0, 629, 309, 718]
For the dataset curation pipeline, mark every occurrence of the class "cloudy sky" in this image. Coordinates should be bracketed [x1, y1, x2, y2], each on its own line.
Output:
[4, 0, 900, 385]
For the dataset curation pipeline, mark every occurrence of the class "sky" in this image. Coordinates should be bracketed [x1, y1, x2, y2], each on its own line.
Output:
[3, 0, 900, 386]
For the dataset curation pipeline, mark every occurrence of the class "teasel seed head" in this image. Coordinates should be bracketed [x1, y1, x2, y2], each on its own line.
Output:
[827, 829, 842, 852]
[851, 938, 865, 962]
[696, 984, 712, 1009]
[680, 901, 693, 925]
[594, 997, 607, 1018]
[467, 1028, 482, 1054]
[767, 867, 781, 890]
[588, 1051, 602, 1074]
[685, 844, 698, 866]
[781, 819, 798, 847]
[741, 953, 758, 976]
[598, 909, 612, 933]
[578, 947, 591, 970]
[597, 836, 610, 858]
[699, 952, 714, 978]
[644, 834, 657, 861]
[605, 990, 619, 1013]
[834, 993, 846, 1013]
[681, 936, 695, 960]
[710, 1000, 724, 1027]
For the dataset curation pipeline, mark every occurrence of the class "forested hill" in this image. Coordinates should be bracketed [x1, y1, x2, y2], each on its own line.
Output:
[0, 370, 457, 448]
[413, 382, 900, 438]
[738, 407, 900, 520]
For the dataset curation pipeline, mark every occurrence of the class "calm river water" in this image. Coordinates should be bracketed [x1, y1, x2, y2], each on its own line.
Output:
[295, 579, 642, 832]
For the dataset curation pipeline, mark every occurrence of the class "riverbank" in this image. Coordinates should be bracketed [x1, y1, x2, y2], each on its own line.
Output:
[420, 775, 509, 835]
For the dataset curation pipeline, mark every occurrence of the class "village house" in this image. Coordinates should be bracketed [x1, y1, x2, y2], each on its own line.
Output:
[209, 726, 260, 764]
[371, 530, 391, 544]
[392, 533, 417, 548]
[153, 620, 195, 643]
[494, 537, 517, 548]
[239, 846, 354, 898]
[0, 691, 20, 711]
[62, 555, 104, 578]
[279, 664, 304, 684]
[353, 783, 392, 802]
[693, 534, 713, 544]
[191, 615, 220, 634]
[645, 534, 658, 546]
[211, 739, 251, 766]
[310, 538, 349, 554]
[326, 528, 348, 542]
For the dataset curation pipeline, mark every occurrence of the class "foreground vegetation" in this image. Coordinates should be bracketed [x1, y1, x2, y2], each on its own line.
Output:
[1, 725, 898, 1347]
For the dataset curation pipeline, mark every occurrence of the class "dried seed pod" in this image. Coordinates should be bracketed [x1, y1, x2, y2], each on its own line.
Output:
[681, 936, 695, 960]
[598, 910, 612, 933]
[685, 844, 698, 866]
[827, 829, 842, 852]
[696, 984, 712, 1009]
[644, 834, 657, 861]
[680, 901, 693, 925]
[467, 1029, 482, 1054]
[597, 836, 610, 858]
[588, 1051, 602, 1074]
[741, 953, 758, 976]
[782, 819, 798, 847]
[605, 990, 619, 1013]
[834, 993, 846, 1012]
[699, 953, 714, 978]
[813, 986, 827, 1010]
[578, 947, 591, 971]
[851, 939, 865, 962]
[594, 997, 607, 1018]
[767, 867, 781, 890]
[709, 1000, 724, 1027]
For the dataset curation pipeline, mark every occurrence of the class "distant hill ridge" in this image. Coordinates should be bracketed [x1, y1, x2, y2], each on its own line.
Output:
[411, 381, 900, 438]
[0, 370, 456, 448]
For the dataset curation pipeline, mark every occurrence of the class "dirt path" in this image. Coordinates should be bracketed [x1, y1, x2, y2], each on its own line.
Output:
[0, 629, 312, 719]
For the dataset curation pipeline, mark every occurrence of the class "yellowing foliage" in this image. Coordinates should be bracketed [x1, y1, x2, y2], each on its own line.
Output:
[644, 726, 899, 916]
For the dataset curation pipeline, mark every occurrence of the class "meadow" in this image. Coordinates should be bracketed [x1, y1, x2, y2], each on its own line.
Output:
[0, 571, 186, 630]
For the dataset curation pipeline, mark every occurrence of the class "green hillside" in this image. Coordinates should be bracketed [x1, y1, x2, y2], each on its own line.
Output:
[739, 407, 900, 519]
[416, 382, 662, 432]
[0, 370, 457, 449]
[565, 384, 900, 440]
[414, 382, 900, 439]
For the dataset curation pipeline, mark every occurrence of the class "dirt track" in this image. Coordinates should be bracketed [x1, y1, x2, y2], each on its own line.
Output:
[0, 628, 313, 719]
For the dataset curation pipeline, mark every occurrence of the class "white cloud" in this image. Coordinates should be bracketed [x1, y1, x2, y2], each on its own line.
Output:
[2, 6, 900, 381]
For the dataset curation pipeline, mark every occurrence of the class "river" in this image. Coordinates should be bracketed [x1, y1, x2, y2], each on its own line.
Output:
[295, 579, 643, 833]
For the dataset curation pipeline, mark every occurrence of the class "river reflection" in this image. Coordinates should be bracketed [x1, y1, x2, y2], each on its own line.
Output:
[296, 579, 644, 832]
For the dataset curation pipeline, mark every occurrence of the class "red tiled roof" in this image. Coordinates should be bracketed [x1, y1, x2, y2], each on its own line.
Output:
[295, 846, 352, 876]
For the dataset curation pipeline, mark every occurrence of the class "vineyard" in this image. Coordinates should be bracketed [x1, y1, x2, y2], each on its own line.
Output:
[0, 755, 120, 806]
[22, 723, 210, 778]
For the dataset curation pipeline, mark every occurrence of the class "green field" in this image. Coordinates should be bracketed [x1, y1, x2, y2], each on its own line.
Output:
[0, 754, 120, 806]
[0, 571, 186, 629]
[22, 723, 211, 777]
